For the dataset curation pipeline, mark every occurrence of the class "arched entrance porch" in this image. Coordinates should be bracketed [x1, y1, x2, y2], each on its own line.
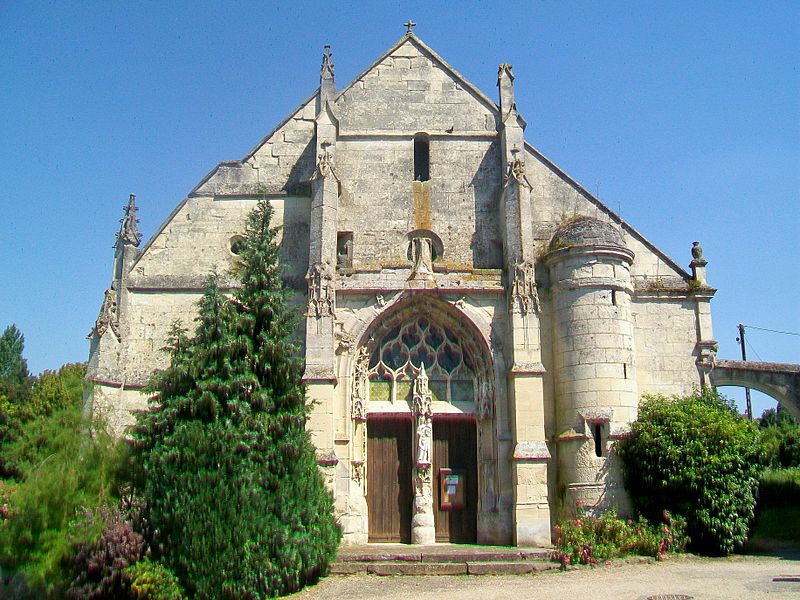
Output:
[349, 295, 496, 544]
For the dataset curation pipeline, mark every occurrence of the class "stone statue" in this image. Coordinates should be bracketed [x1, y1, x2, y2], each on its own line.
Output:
[412, 365, 432, 419]
[351, 345, 369, 421]
[410, 236, 434, 280]
[416, 419, 431, 465]
[477, 377, 493, 420]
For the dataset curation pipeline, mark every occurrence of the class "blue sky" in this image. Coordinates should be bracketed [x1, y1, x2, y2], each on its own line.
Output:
[1, 1, 797, 416]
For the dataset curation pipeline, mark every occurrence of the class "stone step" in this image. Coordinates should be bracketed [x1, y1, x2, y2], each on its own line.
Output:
[330, 560, 560, 576]
[335, 547, 553, 564]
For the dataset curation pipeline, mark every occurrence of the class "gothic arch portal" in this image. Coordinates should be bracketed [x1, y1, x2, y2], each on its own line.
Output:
[348, 294, 499, 544]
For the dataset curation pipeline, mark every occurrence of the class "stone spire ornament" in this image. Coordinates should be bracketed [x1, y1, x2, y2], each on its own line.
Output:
[116, 193, 142, 248]
[320, 45, 336, 105]
[404, 20, 417, 34]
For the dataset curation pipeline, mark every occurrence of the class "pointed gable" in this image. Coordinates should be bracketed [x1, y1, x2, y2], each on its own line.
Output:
[335, 35, 499, 134]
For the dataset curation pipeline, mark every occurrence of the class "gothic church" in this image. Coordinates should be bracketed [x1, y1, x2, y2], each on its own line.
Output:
[87, 29, 718, 546]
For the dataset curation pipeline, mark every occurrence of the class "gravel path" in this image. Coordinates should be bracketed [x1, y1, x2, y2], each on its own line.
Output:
[291, 554, 800, 599]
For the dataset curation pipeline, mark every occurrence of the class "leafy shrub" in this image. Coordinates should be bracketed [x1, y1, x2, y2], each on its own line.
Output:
[0, 405, 128, 593]
[66, 503, 145, 599]
[126, 558, 185, 599]
[553, 501, 687, 567]
[617, 389, 761, 555]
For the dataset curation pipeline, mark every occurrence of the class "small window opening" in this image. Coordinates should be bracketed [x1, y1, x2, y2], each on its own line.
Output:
[623, 363, 627, 379]
[413, 133, 430, 182]
[337, 232, 353, 270]
[230, 236, 246, 256]
[594, 424, 603, 457]
[611, 290, 617, 305]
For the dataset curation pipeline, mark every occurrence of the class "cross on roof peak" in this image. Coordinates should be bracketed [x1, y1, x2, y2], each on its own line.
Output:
[404, 20, 416, 34]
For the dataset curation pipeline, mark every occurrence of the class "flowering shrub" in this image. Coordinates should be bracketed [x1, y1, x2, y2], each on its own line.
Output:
[66, 504, 146, 598]
[553, 501, 687, 568]
[616, 390, 760, 555]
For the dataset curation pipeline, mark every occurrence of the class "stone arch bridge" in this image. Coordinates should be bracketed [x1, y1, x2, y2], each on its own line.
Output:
[703, 359, 800, 419]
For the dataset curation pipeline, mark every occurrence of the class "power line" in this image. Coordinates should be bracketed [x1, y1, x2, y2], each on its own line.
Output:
[742, 324, 800, 337]
[745, 339, 763, 362]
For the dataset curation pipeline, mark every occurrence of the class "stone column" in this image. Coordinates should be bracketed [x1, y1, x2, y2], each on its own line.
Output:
[497, 63, 552, 546]
[411, 367, 435, 544]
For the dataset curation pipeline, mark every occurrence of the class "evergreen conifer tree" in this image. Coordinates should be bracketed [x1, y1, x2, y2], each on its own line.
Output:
[134, 200, 340, 598]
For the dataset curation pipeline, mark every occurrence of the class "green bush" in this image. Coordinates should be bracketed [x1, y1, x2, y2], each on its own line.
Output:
[0, 404, 128, 593]
[133, 200, 340, 598]
[126, 558, 185, 600]
[616, 389, 760, 555]
[553, 501, 687, 567]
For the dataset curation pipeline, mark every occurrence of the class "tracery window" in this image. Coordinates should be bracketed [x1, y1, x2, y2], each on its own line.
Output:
[367, 317, 475, 405]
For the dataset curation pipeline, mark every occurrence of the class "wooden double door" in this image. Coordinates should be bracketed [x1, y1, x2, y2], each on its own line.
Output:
[367, 415, 477, 543]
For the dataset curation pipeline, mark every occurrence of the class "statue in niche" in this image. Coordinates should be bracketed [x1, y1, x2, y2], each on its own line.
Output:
[511, 259, 540, 315]
[410, 236, 434, 280]
[306, 260, 335, 318]
[412, 365, 432, 418]
[416, 419, 432, 466]
[351, 345, 369, 421]
[477, 377, 494, 420]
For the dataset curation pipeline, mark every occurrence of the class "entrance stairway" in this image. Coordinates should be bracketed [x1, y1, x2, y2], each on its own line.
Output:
[332, 544, 557, 576]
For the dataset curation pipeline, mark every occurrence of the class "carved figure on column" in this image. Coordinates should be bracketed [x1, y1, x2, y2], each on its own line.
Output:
[511, 259, 540, 314]
[412, 365, 432, 419]
[351, 345, 370, 421]
[335, 322, 357, 354]
[416, 418, 432, 466]
[317, 143, 335, 178]
[306, 260, 335, 318]
[476, 376, 494, 420]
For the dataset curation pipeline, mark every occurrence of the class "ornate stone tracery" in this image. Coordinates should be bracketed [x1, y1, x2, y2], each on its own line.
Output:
[511, 259, 541, 315]
[306, 260, 335, 318]
[351, 345, 370, 421]
[90, 287, 120, 338]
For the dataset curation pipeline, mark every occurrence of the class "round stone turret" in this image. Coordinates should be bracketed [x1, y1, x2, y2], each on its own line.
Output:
[544, 216, 638, 516]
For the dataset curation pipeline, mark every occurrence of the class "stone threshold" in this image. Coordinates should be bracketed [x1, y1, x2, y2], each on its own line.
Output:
[332, 544, 556, 576]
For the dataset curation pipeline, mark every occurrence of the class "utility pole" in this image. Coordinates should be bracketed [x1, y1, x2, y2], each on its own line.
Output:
[737, 323, 752, 420]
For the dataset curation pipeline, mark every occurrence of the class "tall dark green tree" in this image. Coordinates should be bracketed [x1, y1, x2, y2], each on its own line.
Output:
[133, 200, 340, 599]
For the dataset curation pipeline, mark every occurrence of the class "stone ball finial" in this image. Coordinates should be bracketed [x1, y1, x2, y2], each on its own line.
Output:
[691, 241, 703, 260]
[549, 216, 626, 252]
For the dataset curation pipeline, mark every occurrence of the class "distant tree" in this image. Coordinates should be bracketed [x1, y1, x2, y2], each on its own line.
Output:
[758, 407, 800, 468]
[0, 324, 29, 382]
[133, 200, 340, 598]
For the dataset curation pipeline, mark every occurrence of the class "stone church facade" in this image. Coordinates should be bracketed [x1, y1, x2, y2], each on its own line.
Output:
[87, 31, 718, 547]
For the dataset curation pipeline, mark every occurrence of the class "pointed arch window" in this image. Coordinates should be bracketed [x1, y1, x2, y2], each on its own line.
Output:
[367, 317, 475, 405]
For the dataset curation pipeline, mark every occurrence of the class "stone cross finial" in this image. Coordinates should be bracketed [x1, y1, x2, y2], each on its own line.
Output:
[321, 45, 334, 80]
[404, 20, 416, 34]
[116, 193, 142, 248]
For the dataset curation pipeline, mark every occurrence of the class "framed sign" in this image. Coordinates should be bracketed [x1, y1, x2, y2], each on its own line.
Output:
[439, 468, 466, 511]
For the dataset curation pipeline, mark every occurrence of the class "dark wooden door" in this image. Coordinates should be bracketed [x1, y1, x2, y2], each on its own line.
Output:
[367, 416, 413, 543]
[433, 416, 477, 543]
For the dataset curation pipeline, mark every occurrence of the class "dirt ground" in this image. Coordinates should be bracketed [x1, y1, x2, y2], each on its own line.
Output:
[291, 553, 800, 600]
